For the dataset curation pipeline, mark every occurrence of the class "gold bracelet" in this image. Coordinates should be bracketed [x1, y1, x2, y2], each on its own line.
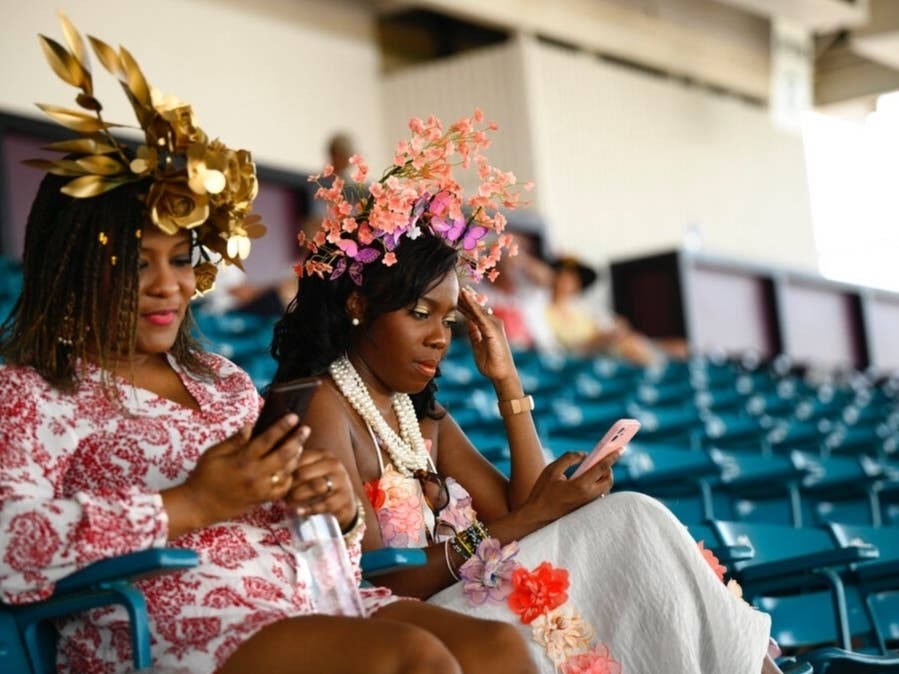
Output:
[444, 540, 461, 581]
[497, 394, 534, 418]
[341, 497, 366, 546]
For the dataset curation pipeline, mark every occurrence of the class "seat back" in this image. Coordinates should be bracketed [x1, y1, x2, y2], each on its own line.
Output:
[826, 523, 899, 562]
[0, 608, 34, 674]
[709, 520, 834, 572]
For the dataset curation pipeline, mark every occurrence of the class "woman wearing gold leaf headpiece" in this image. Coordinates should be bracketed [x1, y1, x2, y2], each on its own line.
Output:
[0, 15, 537, 674]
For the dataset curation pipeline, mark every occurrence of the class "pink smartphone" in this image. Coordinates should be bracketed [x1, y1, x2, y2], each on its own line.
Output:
[569, 418, 640, 479]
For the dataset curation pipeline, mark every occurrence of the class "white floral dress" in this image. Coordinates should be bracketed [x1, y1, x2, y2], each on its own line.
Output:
[0, 354, 394, 674]
[365, 448, 772, 674]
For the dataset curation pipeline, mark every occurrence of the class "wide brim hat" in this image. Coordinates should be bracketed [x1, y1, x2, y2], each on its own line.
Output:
[551, 255, 599, 290]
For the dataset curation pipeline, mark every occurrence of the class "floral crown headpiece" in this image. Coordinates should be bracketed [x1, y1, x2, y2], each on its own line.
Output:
[26, 13, 266, 293]
[298, 109, 532, 285]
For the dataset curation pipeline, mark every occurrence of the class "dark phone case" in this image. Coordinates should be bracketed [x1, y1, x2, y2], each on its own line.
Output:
[252, 377, 322, 438]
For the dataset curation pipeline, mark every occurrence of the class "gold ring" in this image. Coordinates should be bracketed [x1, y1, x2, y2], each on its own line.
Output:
[324, 476, 334, 494]
[270, 472, 282, 487]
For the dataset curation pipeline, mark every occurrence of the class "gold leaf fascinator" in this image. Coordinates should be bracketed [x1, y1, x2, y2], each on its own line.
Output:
[25, 12, 266, 294]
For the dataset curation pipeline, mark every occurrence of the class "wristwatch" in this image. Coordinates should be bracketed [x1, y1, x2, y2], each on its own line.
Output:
[497, 394, 535, 417]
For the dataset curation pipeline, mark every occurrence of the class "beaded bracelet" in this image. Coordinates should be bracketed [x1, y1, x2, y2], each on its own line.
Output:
[341, 497, 366, 547]
[444, 540, 461, 581]
[449, 519, 491, 560]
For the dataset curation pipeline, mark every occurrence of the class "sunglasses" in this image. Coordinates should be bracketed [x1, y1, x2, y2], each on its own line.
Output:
[413, 469, 450, 515]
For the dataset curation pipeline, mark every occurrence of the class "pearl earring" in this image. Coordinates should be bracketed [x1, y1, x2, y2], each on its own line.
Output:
[351, 317, 361, 326]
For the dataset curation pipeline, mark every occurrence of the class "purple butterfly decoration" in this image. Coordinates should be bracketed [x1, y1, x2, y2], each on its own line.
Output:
[431, 214, 467, 243]
[461, 225, 488, 250]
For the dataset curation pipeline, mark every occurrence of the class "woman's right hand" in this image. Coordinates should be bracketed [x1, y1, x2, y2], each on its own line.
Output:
[519, 451, 618, 525]
[165, 414, 308, 536]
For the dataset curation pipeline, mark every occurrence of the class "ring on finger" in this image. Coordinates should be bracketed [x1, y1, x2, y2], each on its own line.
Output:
[271, 472, 283, 487]
[323, 475, 334, 494]
[485, 306, 494, 315]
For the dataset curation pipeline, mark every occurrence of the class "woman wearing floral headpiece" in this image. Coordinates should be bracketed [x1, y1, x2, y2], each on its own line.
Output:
[272, 111, 782, 674]
[0, 17, 538, 674]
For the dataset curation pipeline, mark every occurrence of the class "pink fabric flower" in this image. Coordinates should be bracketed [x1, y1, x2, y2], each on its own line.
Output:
[459, 538, 520, 604]
[560, 644, 622, 674]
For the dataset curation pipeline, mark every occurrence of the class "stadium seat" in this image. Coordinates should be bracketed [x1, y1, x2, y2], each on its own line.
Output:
[0, 547, 423, 673]
[0, 548, 198, 674]
[709, 520, 880, 652]
[824, 522, 899, 653]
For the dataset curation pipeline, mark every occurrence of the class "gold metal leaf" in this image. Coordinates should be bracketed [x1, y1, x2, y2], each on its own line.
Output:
[38, 35, 87, 90]
[44, 138, 118, 155]
[88, 35, 123, 79]
[35, 103, 118, 133]
[57, 11, 89, 71]
[75, 155, 126, 176]
[244, 221, 267, 238]
[75, 93, 102, 112]
[119, 47, 151, 108]
[22, 158, 88, 177]
[202, 234, 245, 270]
[61, 175, 128, 198]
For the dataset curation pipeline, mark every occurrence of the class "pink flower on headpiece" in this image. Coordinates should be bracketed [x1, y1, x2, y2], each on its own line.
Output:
[349, 154, 369, 183]
[300, 109, 531, 283]
[429, 191, 453, 216]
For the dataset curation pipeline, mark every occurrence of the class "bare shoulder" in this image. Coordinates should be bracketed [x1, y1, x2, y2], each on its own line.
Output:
[304, 377, 379, 480]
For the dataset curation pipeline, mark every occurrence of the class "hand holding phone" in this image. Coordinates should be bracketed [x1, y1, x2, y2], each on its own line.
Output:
[252, 377, 322, 439]
[569, 418, 640, 479]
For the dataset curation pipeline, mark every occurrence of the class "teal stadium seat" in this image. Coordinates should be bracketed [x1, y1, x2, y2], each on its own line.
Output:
[0, 547, 424, 673]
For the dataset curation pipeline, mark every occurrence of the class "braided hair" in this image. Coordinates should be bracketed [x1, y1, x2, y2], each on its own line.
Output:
[0, 172, 210, 391]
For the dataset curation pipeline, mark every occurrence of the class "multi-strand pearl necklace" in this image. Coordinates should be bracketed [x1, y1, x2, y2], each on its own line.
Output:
[329, 356, 429, 475]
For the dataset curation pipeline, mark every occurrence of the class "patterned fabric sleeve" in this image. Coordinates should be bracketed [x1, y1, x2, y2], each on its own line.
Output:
[0, 367, 168, 603]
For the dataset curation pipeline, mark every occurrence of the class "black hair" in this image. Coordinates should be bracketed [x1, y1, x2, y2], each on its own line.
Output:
[0, 172, 210, 391]
[271, 230, 459, 419]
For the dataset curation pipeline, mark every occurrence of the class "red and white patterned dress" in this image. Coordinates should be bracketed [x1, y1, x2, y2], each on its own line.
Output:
[0, 353, 394, 673]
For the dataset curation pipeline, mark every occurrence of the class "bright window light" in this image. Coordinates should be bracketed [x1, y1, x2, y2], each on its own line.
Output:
[802, 93, 899, 292]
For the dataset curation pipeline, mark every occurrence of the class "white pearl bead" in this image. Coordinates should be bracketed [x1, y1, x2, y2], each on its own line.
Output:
[329, 356, 428, 475]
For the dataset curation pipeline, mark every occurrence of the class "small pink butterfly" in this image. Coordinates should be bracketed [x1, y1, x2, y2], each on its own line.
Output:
[431, 215, 467, 243]
[461, 225, 488, 250]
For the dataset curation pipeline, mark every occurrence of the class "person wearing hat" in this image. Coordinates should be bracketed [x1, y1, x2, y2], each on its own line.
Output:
[545, 255, 661, 365]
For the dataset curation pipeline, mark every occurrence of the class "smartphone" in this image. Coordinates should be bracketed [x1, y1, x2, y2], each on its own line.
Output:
[569, 418, 640, 479]
[251, 376, 322, 438]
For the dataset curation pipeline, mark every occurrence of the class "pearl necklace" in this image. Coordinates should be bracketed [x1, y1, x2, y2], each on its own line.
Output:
[329, 356, 429, 475]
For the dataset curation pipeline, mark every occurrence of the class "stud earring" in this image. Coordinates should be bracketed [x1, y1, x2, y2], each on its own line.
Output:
[351, 317, 361, 326]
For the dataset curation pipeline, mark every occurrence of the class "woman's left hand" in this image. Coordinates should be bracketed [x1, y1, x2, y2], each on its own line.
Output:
[284, 447, 357, 531]
[459, 285, 517, 384]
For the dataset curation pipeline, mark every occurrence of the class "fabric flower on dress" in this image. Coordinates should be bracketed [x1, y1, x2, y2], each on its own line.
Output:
[697, 540, 747, 605]
[459, 538, 520, 604]
[531, 605, 595, 666]
[697, 540, 726, 582]
[508, 561, 570, 625]
[457, 536, 621, 673]
[559, 644, 623, 674]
